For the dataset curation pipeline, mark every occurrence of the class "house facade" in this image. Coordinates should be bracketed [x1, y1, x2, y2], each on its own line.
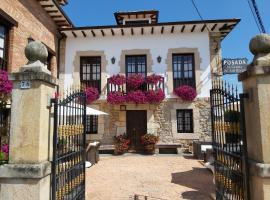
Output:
[59, 11, 239, 152]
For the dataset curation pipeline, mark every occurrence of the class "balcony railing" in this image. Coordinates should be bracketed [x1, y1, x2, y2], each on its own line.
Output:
[173, 78, 196, 89]
[81, 80, 101, 93]
[0, 58, 7, 71]
[107, 76, 165, 94]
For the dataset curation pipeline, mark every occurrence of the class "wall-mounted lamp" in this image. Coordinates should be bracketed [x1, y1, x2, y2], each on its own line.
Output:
[157, 55, 162, 63]
[111, 57, 116, 64]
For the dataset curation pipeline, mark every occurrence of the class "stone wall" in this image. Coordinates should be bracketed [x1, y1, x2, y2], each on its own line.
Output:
[87, 97, 212, 150]
[0, 0, 59, 77]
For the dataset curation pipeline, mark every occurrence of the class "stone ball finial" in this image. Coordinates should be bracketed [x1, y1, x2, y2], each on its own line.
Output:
[249, 34, 270, 55]
[25, 41, 48, 64]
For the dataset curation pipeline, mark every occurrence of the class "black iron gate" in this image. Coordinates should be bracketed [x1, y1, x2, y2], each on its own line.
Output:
[51, 90, 86, 200]
[210, 80, 249, 200]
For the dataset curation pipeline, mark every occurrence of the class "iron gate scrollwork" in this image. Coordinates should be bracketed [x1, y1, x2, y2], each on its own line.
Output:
[210, 80, 249, 200]
[52, 90, 87, 200]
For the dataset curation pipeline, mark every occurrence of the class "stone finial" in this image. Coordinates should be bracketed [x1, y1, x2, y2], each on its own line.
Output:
[21, 41, 51, 75]
[249, 34, 270, 67]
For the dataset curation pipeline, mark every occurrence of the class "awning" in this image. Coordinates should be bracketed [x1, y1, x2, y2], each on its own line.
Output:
[58, 104, 109, 116]
[86, 107, 108, 116]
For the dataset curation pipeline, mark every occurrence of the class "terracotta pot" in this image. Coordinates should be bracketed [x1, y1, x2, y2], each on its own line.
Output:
[144, 144, 156, 154]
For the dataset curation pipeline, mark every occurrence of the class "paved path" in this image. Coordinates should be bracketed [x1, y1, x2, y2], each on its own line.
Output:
[86, 155, 215, 200]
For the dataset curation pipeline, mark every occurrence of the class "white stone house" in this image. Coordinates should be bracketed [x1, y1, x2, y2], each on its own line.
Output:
[59, 10, 239, 152]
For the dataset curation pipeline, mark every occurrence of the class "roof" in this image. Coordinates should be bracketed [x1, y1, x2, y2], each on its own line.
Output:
[38, 0, 73, 28]
[60, 18, 240, 40]
[114, 10, 159, 25]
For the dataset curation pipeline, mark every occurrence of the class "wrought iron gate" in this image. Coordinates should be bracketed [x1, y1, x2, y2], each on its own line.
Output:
[51, 90, 86, 200]
[210, 80, 249, 200]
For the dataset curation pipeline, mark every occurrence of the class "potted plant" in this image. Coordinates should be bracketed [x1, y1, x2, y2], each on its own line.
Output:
[174, 85, 197, 101]
[0, 70, 13, 102]
[85, 87, 99, 103]
[114, 134, 130, 155]
[107, 91, 126, 104]
[141, 134, 159, 154]
[0, 144, 9, 165]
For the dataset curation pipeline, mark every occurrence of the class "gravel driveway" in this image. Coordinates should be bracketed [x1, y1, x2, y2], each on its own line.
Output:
[86, 155, 215, 200]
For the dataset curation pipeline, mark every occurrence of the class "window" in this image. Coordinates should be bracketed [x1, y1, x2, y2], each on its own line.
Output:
[172, 54, 195, 89]
[176, 109, 193, 133]
[85, 115, 98, 134]
[0, 24, 8, 70]
[126, 55, 147, 77]
[80, 57, 101, 92]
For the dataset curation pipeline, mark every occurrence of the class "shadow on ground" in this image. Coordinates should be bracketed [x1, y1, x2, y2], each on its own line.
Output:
[171, 167, 215, 200]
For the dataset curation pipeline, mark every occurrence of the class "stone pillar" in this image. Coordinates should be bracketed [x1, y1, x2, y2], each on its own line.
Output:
[238, 34, 270, 200]
[0, 41, 57, 200]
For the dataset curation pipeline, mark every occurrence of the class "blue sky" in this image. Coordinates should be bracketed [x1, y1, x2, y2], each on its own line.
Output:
[63, 0, 270, 89]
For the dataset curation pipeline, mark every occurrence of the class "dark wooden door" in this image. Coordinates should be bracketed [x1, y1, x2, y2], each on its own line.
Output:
[126, 110, 147, 150]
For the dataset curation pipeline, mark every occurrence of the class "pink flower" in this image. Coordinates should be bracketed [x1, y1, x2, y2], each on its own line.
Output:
[174, 85, 197, 101]
[126, 90, 147, 104]
[146, 74, 164, 85]
[108, 74, 126, 86]
[107, 92, 126, 104]
[1, 144, 9, 154]
[0, 70, 12, 95]
[85, 87, 99, 103]
[126, 74, 145, 89]
[145, 89, 165, 103]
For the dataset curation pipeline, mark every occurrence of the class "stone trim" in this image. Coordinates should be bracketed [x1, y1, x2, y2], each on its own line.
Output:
[209, 33, 222, 76]
[0, 161, 51, 179]
[165, 48, 202, 95]
[238, 65, 270, 81]
[249, 160, 270, 178]
[9, 72, 58, 86]
[73, 50, 108, 95]
[118, 49, 153, 75]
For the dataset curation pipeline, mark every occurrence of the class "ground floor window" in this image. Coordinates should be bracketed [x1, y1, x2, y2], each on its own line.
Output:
[176, 109, 193, 133]
[86, 115, 98, 134]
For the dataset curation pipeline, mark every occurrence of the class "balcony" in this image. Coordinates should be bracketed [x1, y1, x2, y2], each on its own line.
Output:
[107, 76, 165, 95]
[173, 78, 196, 90]
[0, 58, 7, 71]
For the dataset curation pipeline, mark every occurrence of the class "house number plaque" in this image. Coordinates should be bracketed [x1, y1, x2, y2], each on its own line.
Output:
[20, 80, 31, 89]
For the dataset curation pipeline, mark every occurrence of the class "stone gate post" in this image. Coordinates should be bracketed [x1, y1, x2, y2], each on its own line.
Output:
[239, 34, 270, 200]
[0, 41, 57, 200]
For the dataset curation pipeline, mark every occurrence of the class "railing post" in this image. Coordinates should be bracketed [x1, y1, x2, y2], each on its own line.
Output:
[238, 34, 270, 200]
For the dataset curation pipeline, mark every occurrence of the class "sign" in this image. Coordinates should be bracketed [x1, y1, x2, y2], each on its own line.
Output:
[20, 80, 31, 89]
[222, 58, 248, 74]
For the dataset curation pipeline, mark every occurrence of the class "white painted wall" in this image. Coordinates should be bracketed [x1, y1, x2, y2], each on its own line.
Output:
[63, 32, 211, 97]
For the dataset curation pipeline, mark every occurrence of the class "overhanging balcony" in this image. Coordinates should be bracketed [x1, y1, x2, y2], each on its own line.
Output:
[107, 76, 165, 95]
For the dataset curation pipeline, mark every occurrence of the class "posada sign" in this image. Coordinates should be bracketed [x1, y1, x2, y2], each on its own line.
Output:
[222, 58, 248, 74]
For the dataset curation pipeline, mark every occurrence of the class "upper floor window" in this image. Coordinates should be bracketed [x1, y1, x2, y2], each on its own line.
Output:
[80, 56, 101, 92]
[126, 55, 147, 77]
[0, 25, 8, 70]
[172, 54, 195, 89]
[177, 109, 193, 133]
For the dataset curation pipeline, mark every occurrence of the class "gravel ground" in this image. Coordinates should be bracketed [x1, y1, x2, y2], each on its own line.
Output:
[86, 155, 215, 200]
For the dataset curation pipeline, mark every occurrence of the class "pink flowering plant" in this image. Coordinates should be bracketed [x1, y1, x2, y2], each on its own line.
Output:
[0, 70, 13, 101]
[145, 89, 165, 104]
[108, 74, 126, 86]
[85, 87, 99, 103]
[174, 85, 197, 101]
[146, 74, 164, 85]
[107, 92, 126, 104]
[126, 90, 147, 104]
[0, 144, 9, 164]
[126, 74, 145, 89]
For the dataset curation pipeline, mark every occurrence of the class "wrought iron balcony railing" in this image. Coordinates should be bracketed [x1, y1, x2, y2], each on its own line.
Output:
[107, 76, 165, 94]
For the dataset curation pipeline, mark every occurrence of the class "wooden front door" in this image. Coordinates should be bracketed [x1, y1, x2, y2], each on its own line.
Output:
[126, 110, 147, 150]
